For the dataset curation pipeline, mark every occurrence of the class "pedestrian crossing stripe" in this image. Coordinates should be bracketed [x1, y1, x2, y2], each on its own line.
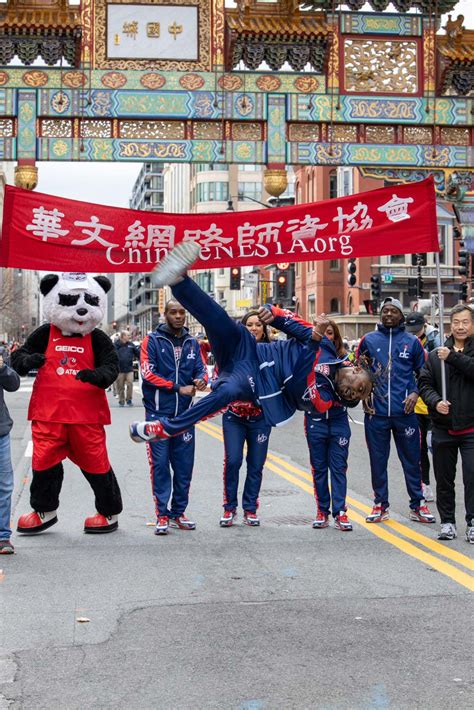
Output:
[197, 419, 474, 592]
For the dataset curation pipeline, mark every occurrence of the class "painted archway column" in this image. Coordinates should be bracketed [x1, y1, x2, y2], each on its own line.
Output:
[15, 89, 38, 190]
[265, 93, 288, 198]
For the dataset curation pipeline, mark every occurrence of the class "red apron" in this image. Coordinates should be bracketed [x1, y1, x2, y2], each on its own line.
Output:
[28, 325, 111, 425]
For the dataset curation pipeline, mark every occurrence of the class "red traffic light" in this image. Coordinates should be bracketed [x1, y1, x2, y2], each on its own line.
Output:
[277, 274, 287, 285]
[231, 267, 240, 276]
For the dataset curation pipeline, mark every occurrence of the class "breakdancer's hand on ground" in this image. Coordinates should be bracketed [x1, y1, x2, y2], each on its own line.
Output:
[312, 314, 330, 340]
[257, 306, 275, 325]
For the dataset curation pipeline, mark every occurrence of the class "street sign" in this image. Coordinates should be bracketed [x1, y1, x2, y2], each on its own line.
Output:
[382, 273, 393, 284]
[362, 282, 370, 290]
[243, 272, 259, 288]
[276, 262, 290, 270]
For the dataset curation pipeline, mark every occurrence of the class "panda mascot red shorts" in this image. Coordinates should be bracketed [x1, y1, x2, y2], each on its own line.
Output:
[12, 272, 123, 534]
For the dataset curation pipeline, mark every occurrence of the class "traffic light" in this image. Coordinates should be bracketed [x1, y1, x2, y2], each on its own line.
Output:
[230, 266, 241, 290]
[408, 278, 417, 298]
[370, 274, 381, 300]
[460, 281, 468, 302]
[453, 225, 462, 240]
[276, 270, 288, 300]
[411, 253, 427, 266]
[458, 244, 468, 277]
[347, 259, 357, 287]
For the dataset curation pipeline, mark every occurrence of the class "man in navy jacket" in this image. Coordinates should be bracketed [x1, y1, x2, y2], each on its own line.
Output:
[357, 297, 435, 525]
[141, 300, 207, 535]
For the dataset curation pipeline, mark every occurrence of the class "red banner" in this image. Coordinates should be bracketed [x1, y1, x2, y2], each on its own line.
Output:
[0, 177, 439, 272]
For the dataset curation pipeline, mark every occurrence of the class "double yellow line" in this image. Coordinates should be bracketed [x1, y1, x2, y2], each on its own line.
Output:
[197, 420, 474, 592]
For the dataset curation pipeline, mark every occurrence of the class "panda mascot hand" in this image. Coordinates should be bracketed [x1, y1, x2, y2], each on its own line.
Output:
[76, 369, 100, 386]
[12, 272, 123, 537]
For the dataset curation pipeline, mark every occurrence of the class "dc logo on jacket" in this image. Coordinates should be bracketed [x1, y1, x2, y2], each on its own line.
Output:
[399, 345, 410, 359]
[187, 350, 196, 359]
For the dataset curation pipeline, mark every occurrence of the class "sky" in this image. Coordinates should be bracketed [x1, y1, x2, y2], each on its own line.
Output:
[30, 0, 474, 209]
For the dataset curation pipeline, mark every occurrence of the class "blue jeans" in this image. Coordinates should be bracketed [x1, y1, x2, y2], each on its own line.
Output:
[0, 433, 14, 540]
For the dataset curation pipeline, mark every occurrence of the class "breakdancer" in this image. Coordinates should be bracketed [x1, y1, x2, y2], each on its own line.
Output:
[130, 242, 373, 443]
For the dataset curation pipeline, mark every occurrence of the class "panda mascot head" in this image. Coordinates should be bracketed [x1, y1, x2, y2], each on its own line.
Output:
[40, 272, 111, 336]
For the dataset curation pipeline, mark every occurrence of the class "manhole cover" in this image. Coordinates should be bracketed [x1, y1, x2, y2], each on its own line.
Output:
[260, 488, 297, 497]
[265, 515, 313, 526]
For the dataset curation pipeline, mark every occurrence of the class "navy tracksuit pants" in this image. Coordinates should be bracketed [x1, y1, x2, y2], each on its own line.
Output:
[222, 410, 271, 513]
[364, 412, 423, 510]
[159, 277, 259, 436]
[146, 427, 195, 517]
[305, 412, 350, 517]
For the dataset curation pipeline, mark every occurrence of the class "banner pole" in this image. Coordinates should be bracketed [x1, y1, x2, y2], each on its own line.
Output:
[435, 251, 447, 401]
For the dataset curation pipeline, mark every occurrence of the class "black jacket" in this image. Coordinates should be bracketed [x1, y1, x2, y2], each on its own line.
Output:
[418, 335, 474, 431]
[0, 363, 20, 436]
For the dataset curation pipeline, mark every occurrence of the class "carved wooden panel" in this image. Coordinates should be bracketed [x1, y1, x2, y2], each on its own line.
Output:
[343, 38, 419, 94]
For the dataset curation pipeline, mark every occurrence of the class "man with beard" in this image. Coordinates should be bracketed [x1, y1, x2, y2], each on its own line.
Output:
[357, 297, 435, 525]
[140, 299, 207, 536]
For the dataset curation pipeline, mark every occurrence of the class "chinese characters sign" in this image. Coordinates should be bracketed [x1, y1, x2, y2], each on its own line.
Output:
[107, 4, 198, 60]
[0, 178, 439, 273]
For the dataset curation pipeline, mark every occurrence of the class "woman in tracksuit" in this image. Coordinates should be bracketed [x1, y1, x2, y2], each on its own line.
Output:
[220, 311, 272, 528]
[305, 321, 353, 532]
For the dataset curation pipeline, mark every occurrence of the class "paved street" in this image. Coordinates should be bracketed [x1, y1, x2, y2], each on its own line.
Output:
[1, 381, 472, 709]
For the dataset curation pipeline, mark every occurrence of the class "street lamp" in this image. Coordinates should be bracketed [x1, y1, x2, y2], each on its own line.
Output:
[226, 195, 271, 211]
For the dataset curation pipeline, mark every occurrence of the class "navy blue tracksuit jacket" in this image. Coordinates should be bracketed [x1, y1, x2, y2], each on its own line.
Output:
[357, 324, 427, 510]
[141, 324, 207, 517]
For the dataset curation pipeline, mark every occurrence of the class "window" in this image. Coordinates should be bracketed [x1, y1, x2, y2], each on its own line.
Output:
[197, 182, 229, 202]
[329, 259, 341, 271]
[438, 224, 447, 265]
[329, 170, 337, 199]
[308, 295, 316, 318]
[389, 254, 406, 265]
[218, 268, 225, 276]
[239, 164, 259, 172]
[238, 182, 262, 201]
[330, 298, 340, 313]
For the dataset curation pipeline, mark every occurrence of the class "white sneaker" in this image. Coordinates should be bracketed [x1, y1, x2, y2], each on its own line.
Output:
[466, 524, 474, 544]
[422, 483, 434, 502]
[437, 523, 457, 541]
[151, 241, 201, 287]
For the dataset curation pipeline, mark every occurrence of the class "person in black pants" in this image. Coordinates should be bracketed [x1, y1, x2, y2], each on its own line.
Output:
[418, 304, 474, 544]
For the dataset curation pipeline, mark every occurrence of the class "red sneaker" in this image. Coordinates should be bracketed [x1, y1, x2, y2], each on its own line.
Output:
[84, 513, 118, 533]
[169, 514, 196, 530]
[409, 504, 435, 524]
[334, 511, 353, 532]
[312, 511, 329, 529]
[366, 506, 389, 523]
[243, 511, 260, 527]
[17, 510, 58, 534]
[220, 510, 237, 528]
[155, 515, 169, 535]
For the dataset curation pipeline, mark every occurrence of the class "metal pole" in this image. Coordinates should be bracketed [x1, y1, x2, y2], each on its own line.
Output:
[435, 252, 447, 401]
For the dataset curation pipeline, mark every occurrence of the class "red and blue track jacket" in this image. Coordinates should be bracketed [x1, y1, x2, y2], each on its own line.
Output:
[141, 324, 207, 417]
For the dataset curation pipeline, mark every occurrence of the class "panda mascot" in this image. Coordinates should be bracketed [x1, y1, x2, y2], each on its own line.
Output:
[11, 272, 123, 534]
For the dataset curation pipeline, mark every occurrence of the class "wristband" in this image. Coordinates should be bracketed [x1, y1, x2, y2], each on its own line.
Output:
[313, 330, 325, 339]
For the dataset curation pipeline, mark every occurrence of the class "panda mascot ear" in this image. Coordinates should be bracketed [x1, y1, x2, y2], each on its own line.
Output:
[93, 275, 111, 294]
[40, 274, 59, 296]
